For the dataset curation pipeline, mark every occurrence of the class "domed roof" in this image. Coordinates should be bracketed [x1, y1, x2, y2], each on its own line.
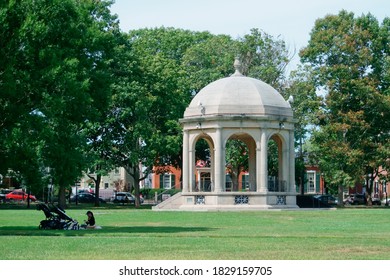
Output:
[183, 60, 292, 118]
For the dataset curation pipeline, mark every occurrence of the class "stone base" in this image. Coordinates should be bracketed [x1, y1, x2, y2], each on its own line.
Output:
[152, 192, 299, 211]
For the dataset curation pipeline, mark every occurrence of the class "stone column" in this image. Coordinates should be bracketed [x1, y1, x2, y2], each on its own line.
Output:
[214, 128, 223, 192]
[182, 130, 189, 193]
[289, 130, 295, 193]
[282, 132, 289, 192]
[259, 130, 268, 192]
[188, 134, 195, 193]
[256, 144, 261, 192]
[210, 148, 215, 192]
[247, 140, 256, 191]
[197, 169, 201, 191]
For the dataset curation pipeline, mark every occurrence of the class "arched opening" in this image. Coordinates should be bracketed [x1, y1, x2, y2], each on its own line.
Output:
[194, 136, 213, 192]
[225, 138, 248, 191]
[267, 134, 285, 192]
[225, 133, 256, 192]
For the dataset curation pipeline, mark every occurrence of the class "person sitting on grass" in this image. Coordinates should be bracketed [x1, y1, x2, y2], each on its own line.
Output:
[81, 211, 95, 229]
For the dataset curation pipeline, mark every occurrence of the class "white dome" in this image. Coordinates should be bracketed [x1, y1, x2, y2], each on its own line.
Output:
[184, 70, 292, 118]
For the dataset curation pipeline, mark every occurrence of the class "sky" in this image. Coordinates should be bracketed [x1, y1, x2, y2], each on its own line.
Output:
[110, 0, 389, 72]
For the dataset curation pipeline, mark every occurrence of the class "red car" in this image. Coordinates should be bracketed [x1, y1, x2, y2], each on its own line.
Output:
[5, 190, 36, 202]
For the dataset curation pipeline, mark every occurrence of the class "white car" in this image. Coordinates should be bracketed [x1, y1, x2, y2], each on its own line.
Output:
[111, 192, 144, 204]
[381, 198, 390, 206]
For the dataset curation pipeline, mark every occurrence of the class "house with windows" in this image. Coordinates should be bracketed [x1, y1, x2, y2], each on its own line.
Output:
[74, 167, 135, 200]
[299, 164, 389, 202]
[300, 165, 325, 194]
[151, 167, 181, 189]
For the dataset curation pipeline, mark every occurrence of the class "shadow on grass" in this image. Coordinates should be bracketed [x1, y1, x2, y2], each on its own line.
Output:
[0, 225, 213, 237]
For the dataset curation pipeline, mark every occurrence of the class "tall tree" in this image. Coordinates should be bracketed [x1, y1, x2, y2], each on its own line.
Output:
[80, 1, 126, 206]
[285, 65, 322, 194]
[300, 11, 390, 204]
[182, 28, 291, 93]
[182, 34, 238, 94]
[239, 28, 291, 91]
[0, 0, 121, 208]
[107, 28, 206, 207]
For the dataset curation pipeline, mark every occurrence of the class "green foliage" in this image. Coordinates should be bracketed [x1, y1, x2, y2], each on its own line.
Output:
[285, 65, 322, 191]
[0, 0, 121, 208]
[182, 28, 292, 93]
[10, 2, 388, 212]
[225, 139, 249, 190]
[301, 10, 390, 198]
[182, 34, 238, 93]
[239, 28, 291, 90]
[267, 140, 279, 178]
[195, 138, 211, 162]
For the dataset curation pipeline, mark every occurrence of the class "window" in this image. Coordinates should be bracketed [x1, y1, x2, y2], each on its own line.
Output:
[307, 172, 315, 193]
[225, 174, 233, 191]
[160, 174, 175, 189]
[242, 174, 249, 190]
[375, 181, 379, 194]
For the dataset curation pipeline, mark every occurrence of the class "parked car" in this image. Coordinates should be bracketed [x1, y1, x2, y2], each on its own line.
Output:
[371, 197, 381, 206]
[70, 193, 105, 203]
[0, 189, 12, 202]
[381, 198, 390, 206]
[5, 189, 36, 202]
[344, 194, 365, 205]
[313, 194, 338, 205]
[78, 189, 94, 194]
[111, 192, 144, 204]
[343, 194, 381, 206]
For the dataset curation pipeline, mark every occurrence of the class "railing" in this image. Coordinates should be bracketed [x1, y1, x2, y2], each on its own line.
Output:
[154, 189, 172, 203]
[192, 179, 213, 192]
[151, 182, 182, 203]
[268, 180, 287, 192]
[189, 180, 288, 192]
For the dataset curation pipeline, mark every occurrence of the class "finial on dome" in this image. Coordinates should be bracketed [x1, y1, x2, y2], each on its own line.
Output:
[232, 57, 244, 76]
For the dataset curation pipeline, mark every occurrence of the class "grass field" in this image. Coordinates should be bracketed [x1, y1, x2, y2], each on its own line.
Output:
[1, 204, 390, 260]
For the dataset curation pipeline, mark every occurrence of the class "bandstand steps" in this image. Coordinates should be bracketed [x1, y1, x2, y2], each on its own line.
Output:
[152, 192, 183, 210]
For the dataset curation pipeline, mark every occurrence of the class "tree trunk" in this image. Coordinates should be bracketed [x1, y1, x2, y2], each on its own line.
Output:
[58, 185, 67, 209]
[133, 165, 141, 208]
[300, 172, 305, 195]
[94, 173, 101, 207]
[231, 170, 239, 191]
[338, 185, 344, 206]
[366, 172, 375, 207]
[125, 164, 142, 208]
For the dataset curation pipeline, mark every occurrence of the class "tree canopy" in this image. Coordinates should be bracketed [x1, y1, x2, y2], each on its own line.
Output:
[1, 0, 121, 207]
[300, 10, 390, 202]
[2, 2, 388, 208]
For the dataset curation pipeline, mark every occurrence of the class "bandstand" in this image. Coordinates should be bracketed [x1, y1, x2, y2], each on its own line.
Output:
[153, 59, 297, 210]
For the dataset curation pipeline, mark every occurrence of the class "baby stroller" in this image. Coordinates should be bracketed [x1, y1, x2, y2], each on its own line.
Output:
[37, 203, 79, 230]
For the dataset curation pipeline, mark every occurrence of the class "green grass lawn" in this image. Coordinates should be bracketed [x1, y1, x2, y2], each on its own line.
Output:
[1, 204, 390, 260]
